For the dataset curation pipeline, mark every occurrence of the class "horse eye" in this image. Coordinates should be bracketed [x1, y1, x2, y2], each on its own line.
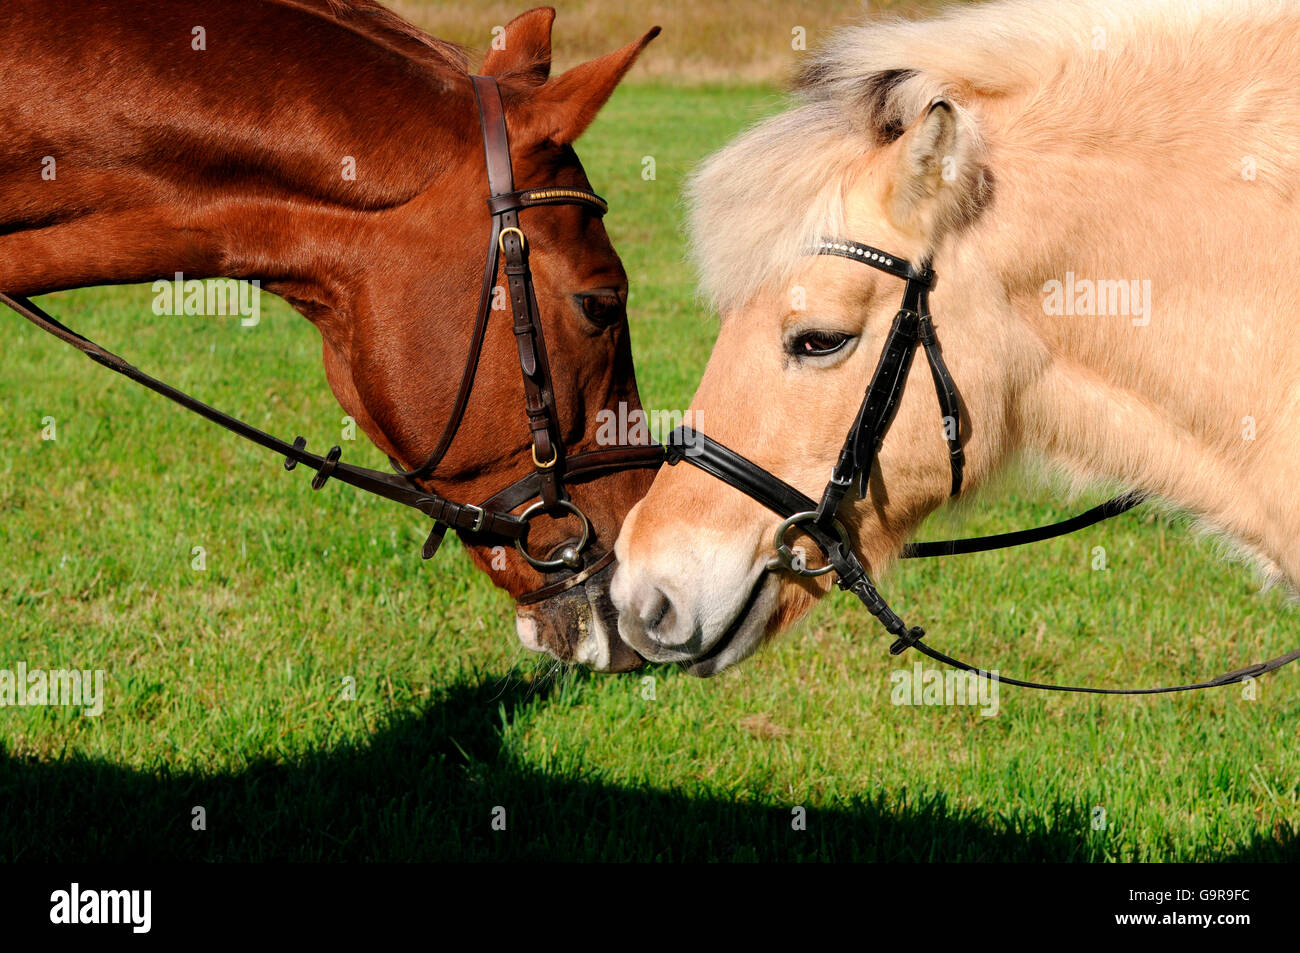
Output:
[789, 330, 853, 357]
[577, 291, 626, 327]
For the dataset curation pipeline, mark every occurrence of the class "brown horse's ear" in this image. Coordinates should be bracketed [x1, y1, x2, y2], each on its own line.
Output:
[481, 7, 556, 86]
[522, 26, 661, 145]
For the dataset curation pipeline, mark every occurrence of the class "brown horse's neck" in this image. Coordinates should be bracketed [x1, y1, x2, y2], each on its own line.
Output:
[0, 0, 473, 298]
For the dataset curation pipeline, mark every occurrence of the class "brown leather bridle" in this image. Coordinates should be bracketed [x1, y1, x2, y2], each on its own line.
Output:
[0, 74, 664, 603]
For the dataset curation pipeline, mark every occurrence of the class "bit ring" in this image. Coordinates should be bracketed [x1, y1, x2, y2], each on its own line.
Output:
[515, 500, 591, 572]
[769, 511, 850, 578]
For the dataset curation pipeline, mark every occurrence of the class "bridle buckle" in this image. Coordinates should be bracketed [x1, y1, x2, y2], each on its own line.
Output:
[531, 443, 559, 469]
[498, 226, 527, 256]
[462, 503, 488, 533]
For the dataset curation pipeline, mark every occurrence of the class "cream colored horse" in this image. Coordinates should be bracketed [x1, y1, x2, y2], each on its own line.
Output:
[612, 0, 1300, 675]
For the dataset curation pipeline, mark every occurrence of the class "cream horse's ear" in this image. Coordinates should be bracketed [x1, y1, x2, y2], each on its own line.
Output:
[887, 98, 983, 239]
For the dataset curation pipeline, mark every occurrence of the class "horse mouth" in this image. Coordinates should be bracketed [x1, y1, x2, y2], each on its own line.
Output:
[679, 570, 778, 678]
[515, 548, 645, 672]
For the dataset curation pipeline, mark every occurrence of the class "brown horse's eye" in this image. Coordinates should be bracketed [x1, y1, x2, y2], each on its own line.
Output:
[576, 291, 626, 327]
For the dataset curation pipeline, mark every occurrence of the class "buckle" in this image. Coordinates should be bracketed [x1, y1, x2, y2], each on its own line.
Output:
[498, 226, 527, 256]
[531, 443, 559, 469]
[462, 503, 488, 533]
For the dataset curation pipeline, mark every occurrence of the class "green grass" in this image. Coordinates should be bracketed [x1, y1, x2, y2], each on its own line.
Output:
[1, 85, 1297, 861]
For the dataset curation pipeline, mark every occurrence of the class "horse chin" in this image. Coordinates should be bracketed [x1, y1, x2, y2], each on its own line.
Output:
[679, 573, 782, 677]
[514, 558, 645, 673]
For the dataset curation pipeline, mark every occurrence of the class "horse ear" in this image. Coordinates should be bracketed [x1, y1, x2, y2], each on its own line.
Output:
[521, 27, 661, 145]
[887, 98, 982, 236]
[481, 7, 556, 85]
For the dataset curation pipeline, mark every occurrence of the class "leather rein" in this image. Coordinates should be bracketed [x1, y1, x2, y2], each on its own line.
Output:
[665, 238, 1300, 694]
[0, 74, 663, 604]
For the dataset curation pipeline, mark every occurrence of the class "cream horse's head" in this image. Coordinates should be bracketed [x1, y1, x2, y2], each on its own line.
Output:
[612, 80, 1007, 673]
[615, 0, 1300, 675]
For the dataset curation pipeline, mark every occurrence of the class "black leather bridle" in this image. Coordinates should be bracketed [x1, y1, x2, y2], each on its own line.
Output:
[665, 237, 1300, 693]
[0, 74, 662, 604]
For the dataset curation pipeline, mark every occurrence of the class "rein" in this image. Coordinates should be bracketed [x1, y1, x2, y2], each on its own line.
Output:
[665, 238, 1300, 693]
[0, 74, 663, 602]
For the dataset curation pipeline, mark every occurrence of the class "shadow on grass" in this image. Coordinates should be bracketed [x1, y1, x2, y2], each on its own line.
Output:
[1, 671, 1294, 862]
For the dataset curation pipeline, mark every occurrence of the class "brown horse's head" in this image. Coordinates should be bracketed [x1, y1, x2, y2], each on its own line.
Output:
[0, 2, 659, 670]
[302, 9, 662, 670]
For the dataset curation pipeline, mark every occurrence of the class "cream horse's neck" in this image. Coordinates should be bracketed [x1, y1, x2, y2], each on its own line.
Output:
[970, 46, 1300, 583]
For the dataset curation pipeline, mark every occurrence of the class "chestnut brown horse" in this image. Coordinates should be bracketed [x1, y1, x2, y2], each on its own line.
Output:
[0, 1, 659, 670]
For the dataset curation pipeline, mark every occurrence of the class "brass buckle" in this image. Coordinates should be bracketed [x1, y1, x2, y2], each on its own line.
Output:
[531, 443, 558, 469]
[499, 226, 527, 256]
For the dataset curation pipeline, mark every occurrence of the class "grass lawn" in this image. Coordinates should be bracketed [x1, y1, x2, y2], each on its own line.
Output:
[0, 84, 1296, 861]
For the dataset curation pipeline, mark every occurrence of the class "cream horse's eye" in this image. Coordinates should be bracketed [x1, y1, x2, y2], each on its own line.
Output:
[789, 329, 853, 357]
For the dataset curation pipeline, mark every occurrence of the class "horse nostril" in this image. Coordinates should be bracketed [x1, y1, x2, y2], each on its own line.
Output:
[644, 587, 674, 634]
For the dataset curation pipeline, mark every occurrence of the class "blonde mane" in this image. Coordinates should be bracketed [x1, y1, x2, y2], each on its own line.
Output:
[688, 0, 1300, 314]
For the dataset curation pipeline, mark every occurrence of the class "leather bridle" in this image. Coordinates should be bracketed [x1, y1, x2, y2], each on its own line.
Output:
[0, 74, 662, 604]
[665, 237, 1300, 693]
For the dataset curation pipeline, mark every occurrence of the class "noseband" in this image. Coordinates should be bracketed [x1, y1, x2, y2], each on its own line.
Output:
[0, 74, 662, 603]
[666, 238, 1300, 693]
